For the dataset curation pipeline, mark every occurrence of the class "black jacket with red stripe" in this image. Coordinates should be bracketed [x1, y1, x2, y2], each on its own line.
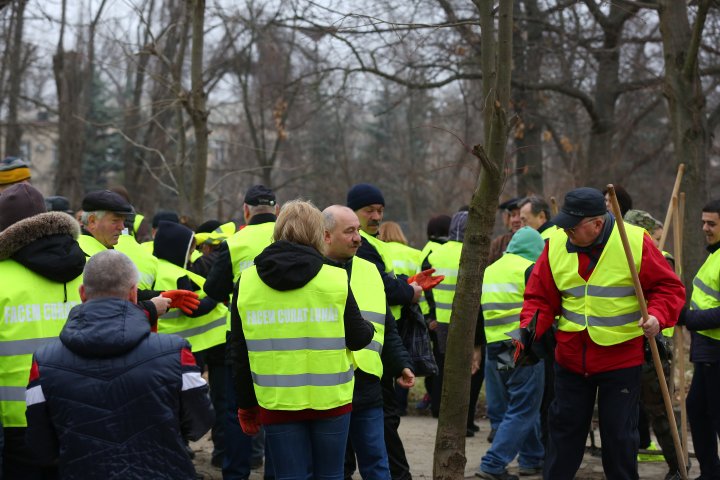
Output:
[25, 297, 214, 480]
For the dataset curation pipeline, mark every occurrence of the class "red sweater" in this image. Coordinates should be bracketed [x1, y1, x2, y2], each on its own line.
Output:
[521, 233, 685, 375]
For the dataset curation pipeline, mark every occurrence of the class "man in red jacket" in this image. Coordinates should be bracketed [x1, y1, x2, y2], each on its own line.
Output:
[520, 187, 685, 480]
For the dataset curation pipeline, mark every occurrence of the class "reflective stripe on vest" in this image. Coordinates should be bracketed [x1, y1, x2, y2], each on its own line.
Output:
[428, 241, 463, 324]
[360, 230, 400, 319]
[227, 222, 276, 284]
[482, 253, 533, 344]
[238, 264, 352, 411]
[0, 260, 81, 427]
[547, 223, 644, 346]
[115, 234, 158, 289]
[691, 248, 720, 340]
[155, 260, 227, 352]
[349, 256, 387, 378]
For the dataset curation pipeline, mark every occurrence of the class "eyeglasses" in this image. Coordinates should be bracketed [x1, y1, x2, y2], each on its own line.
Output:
[564, 217, 596, 234]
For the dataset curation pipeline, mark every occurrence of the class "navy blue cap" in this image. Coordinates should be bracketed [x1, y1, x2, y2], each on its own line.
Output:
[498, 197, 521, 211]
[81, 190, 134, 215]
[347, 183, 385, 211]
[244, 185, 276, 206]
[45, 195, 73, 214]
[553, 187, 607, 229]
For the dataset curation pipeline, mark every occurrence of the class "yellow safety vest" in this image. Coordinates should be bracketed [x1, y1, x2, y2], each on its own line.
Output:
[227, 223, 276, 284]
[0, 260, 82, 426]
[540, 225, 559, 240]
[360, 230, 400, 318]
[238, 264, 353, 410]
[547, 223, 644, 346]
[383, 241, 421, 278]
[690, 248, 720, 340]
[482, 253, 533, 344]
[133, 214, 145, 236]
[155, 260, 227, 352]
[418, 240, 442, 315]
[77, 233, 107, 257]
[115, 234, 158, 290]
[427, 241, 463, 324]
[349, 257, 387, 378]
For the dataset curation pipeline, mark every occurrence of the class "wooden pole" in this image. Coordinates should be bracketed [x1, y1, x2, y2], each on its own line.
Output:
[658, 164, 685, 251]
[607, 184, 688, 480]
[550, 196, 559, 216]
[673, 194, 689, 466]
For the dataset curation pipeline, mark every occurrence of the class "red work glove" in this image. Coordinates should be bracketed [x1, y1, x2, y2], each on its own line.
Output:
[407, 268, 445, 291]
[237, 406, 260, 435]
[160, 290, 200, 315]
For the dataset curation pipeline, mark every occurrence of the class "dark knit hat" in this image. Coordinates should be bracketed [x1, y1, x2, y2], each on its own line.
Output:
[45, 195, 74, 214]
[0, 156, 31, 185]
[347, 183, 385, 211]
[82, 190, 134, 215]
[152, 211, 180, 228]
[0, 183, 47, 231]
[553, 187, 607, 229]
[427, 215, 451, 239]
[244, 185, 276, 206]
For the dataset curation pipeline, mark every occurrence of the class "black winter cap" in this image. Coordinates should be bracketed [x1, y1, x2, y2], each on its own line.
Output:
[152, 211, 180, 228]
[244, 185, 276, 206]
[82, 190, 134, 215]
[45, 195, 74, 214]
[347, 183, 385, 211]
[553, 187, 607, 229]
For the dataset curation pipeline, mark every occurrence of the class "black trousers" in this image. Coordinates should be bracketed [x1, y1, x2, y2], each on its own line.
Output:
[688, 362, 720, 479]
[381, 373, 412, 480]
[544, 364, 641, 480]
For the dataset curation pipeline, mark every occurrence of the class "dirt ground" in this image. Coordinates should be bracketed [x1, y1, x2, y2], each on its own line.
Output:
[191, 399, 698, 479]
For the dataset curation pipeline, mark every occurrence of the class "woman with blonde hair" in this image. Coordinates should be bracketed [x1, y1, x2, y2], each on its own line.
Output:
[230, 199, 373, 479]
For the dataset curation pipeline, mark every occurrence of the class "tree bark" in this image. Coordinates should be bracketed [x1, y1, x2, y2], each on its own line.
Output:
[4, 0, 27, 158]
[433, 1, 512, 478]
[184, 0, 209, 222]
[657, 0, 711, 294]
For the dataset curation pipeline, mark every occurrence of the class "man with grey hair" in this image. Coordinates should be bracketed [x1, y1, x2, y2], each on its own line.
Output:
[518, 196, 556, 240]
[25, 250, 214, 480]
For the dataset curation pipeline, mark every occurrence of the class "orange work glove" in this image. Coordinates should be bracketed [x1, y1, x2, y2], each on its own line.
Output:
[237, 407, 260, 435]
[512, 338, 524, 364]
[160, 290, 200, 315]
[407, 268, 445, 291]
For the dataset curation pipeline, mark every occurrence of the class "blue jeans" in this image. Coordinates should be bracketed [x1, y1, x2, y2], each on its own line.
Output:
[480, 350, 545, 475]
[265, 413, 351, 480]
[348, 407, 390, 480]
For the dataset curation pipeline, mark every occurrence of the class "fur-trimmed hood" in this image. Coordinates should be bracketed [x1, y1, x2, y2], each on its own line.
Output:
[0, 212, 85, 282]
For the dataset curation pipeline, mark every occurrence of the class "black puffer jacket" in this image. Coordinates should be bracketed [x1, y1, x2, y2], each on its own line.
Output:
[26, 298, 215, 479]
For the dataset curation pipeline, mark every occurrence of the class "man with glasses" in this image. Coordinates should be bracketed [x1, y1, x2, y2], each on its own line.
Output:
[518, 187, 685, 480]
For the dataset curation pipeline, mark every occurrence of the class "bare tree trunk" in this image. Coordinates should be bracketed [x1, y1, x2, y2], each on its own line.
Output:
[184, 0, 209, 222]
[120, 0, 155, 211]
[584, 1, 639, 184]
[4, 0, 27, 157]
[657, 0, 711, 292]
[513, 0, 543, 196]
[433, 1, 512, 478]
